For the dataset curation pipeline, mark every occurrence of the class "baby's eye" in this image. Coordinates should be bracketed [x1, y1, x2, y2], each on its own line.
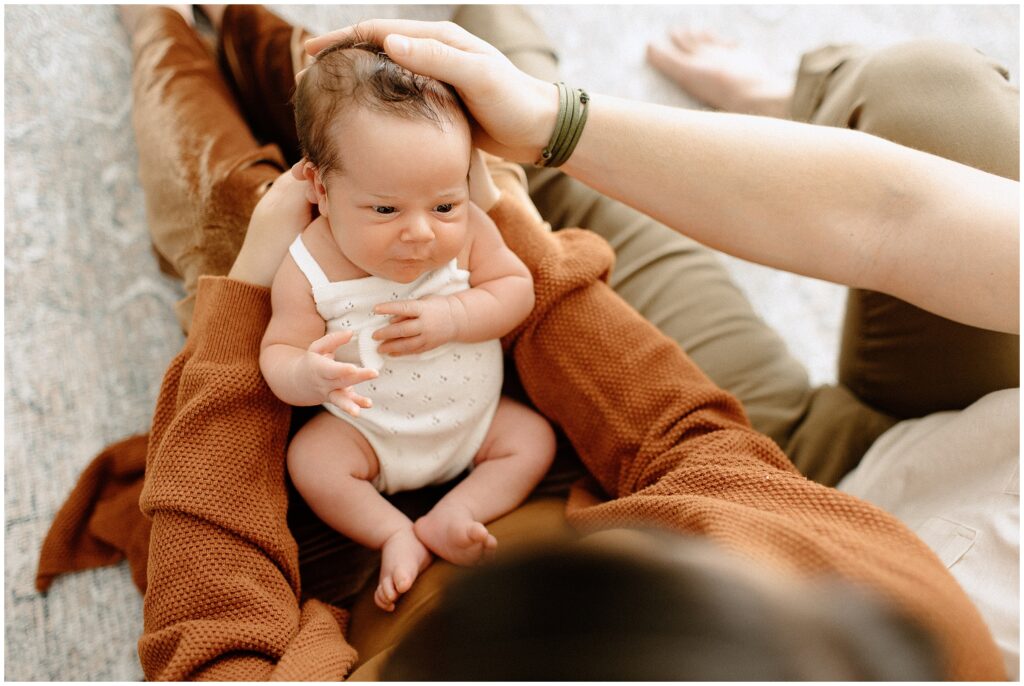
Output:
[434, 203, 454, 214]
[373, 206, 396, 215]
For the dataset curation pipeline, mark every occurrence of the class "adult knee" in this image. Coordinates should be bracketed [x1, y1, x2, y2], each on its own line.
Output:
[852, 40, 1018, 177]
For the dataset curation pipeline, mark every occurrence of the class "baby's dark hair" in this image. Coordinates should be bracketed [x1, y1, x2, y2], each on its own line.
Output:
[294, 35, 468, 177]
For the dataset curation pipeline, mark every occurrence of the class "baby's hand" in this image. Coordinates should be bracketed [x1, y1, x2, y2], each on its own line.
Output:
[303, 331, 378, 415]
[372, 296, 465, 355]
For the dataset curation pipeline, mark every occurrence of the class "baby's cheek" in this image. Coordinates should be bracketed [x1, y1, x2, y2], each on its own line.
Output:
[439, 223, 469, 258]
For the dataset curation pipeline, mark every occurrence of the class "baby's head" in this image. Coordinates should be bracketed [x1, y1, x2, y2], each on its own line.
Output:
[294, 37, 473, 282]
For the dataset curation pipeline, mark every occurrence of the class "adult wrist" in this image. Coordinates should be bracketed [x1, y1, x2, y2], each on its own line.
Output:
[530, 80, 561, 162]
[534, 82, 590, 168]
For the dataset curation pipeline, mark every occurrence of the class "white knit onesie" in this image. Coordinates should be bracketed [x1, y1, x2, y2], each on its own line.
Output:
[289, 236, 503, 495]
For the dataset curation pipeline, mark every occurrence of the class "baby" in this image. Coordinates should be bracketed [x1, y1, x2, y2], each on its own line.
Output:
[260, 38, 556, 612]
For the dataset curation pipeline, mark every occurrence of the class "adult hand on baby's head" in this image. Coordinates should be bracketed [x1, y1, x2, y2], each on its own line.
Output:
[306, 20, 559, 164]
[228, 170, 315, 288]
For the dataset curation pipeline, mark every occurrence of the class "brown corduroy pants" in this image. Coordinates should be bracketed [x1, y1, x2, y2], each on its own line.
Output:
[126, 5, 1018, 676]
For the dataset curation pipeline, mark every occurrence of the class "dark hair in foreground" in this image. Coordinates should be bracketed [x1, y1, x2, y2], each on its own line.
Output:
[293, 34, 467, 177]
[383, 538, 943, 680]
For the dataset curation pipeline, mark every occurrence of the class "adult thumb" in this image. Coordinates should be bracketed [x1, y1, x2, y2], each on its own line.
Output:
[383, 34, 479, 92]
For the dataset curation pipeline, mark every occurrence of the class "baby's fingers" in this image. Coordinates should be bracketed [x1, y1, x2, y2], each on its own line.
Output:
[373, 318, 422, 342]
[309, 329, 354, 356]
[378, 335, 427, 356]
[374, 299, 423, 319]
[327, 361, 379, 385]
[327, 389, 367, 417]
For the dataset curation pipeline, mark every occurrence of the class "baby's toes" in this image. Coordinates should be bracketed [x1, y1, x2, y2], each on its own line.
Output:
[465, 522, 491, 545]
[392, 568, 414, 594]
[376, 578, 397, 611]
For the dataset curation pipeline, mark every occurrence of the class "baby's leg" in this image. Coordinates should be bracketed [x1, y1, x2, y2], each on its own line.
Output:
[288, 411, 431, 612]
[414, 397, 556, 565]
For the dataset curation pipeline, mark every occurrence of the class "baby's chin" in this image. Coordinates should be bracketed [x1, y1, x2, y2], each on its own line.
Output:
[376, 259, 440, 283]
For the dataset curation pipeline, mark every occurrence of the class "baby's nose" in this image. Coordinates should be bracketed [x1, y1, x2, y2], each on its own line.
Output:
[402, 215, 435, 242]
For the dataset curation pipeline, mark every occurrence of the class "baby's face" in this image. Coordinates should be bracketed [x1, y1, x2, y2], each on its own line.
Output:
[319, 107, 472, 283]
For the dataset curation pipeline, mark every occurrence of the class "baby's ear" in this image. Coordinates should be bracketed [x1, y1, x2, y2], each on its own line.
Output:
[303, 162, 330, 216]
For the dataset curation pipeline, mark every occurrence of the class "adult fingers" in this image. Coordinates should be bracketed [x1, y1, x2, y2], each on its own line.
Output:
[307, 22, 497, 97]
[646, 41, 694, 85]
[381, 34, 495, 98]
[669, 27, 699, 53]
[305, 19, 496, 58]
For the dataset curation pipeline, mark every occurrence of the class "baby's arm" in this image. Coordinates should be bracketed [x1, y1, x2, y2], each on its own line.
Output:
[374, 204, 534, 355]
[260, 250, 378, 414]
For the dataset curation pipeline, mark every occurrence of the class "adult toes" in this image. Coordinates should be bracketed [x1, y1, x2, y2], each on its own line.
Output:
[646, 42, 694, 83]
[669, 27, 700, 53]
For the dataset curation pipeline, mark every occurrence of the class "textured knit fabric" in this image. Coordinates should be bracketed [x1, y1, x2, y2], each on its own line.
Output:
[35, 434, 151, 594]
[39, 194, 1004, 680]
[288, 236, 503, 494]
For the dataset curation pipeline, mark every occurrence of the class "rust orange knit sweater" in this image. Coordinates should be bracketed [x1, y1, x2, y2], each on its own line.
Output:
[39, 195, 1004, 680]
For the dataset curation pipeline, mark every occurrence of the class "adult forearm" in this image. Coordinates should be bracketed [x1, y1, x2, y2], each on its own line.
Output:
[562, 95, 1019, 333]
[140, 276, 357, 680]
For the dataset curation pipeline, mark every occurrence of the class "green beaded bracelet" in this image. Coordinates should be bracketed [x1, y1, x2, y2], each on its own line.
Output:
[536, 82, 590, 168]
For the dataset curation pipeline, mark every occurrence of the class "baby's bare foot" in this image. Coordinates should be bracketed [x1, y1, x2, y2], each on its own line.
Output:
[414, 505, 498, 566]
[375, 527, 432, 612]
[646, 28, 793, 117]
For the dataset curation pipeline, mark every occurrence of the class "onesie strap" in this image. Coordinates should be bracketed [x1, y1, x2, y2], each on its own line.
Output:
[288, 236, 330, 289]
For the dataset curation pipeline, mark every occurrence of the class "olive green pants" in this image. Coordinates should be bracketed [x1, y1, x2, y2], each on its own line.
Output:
[127, 5, 1018, 648]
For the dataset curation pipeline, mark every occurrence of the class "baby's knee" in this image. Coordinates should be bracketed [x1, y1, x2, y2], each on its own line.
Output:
[285, 423, 324, 490]
[491, 401, 557, 464]
[286, 414, 377, 491]
[504, 401, 558, 466]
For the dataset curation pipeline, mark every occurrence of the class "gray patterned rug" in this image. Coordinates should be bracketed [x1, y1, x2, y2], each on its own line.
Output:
[5, 4, 1017, 681]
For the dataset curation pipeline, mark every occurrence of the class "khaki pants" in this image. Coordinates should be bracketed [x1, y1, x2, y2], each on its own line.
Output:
[126, 5, 1018, 676]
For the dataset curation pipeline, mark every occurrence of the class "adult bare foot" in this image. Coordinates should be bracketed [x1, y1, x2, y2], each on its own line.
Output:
[375, 527, 433, 612]
[414, 504, 498, 566]
[646, 28, 793, 118]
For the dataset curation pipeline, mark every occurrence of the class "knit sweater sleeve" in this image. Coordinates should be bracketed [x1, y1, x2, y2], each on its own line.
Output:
[138, 276, 358, 681]
[489, 194, 1006, 680]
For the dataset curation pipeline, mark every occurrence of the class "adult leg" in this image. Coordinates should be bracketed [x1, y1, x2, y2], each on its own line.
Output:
[784, 40, 1020, 479]
[216, 4, 309, 165]
[124, 6, 286, 332]
[453, 5, 815, 451]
